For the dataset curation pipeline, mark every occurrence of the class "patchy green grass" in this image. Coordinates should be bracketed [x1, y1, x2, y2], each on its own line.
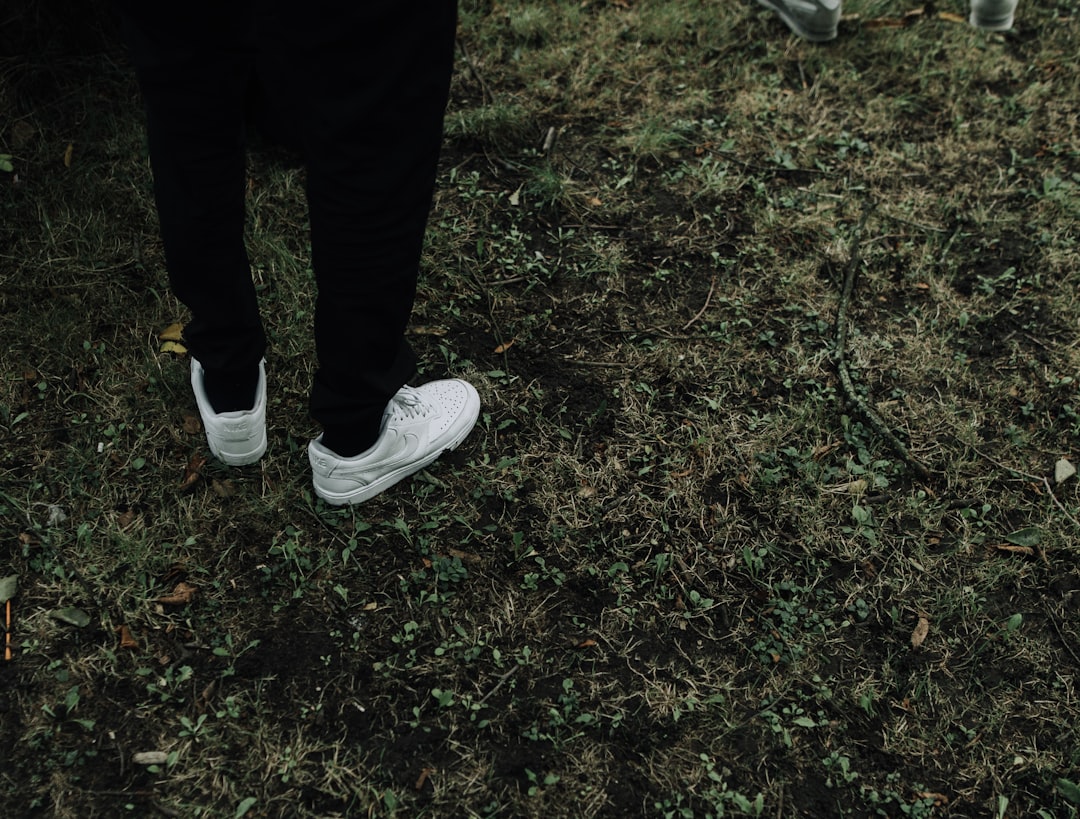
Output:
[3, 1, 1080, 816]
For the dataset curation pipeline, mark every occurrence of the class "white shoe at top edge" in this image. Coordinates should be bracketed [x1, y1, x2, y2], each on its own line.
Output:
[758, 0, 1019, 41]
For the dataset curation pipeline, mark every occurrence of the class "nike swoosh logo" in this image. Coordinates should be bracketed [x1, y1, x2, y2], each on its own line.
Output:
[381, 429, 423, 464]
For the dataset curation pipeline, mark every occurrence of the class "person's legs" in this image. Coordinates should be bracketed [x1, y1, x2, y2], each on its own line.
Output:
[120, 4, 265, 412]
[269, 0, 459, 457]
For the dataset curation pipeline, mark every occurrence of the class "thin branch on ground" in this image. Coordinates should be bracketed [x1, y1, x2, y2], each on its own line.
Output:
[971, 447, 1080, 533]
[682, 276, 716, 331]
[478, 665, 520, 706]
[456, 37, 492, 106]
[834, 203, 932, 481]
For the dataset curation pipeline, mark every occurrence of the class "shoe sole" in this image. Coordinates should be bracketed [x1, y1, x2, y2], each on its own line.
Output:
[212, 431, 268, 467]
[313, 398, 480, 506]
[756, 0, 839, 42]
[969, 11, 1014, 30]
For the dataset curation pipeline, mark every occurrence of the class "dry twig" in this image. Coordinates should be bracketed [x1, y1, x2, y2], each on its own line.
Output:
[972, 447, 1080, 534]
[834, 204, 932, 481]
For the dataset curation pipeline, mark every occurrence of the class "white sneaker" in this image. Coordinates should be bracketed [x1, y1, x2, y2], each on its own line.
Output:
[757, 0, 842, 42]
[190, 358, 268, 466]
[308, 379, 480, 505]
[970, 0, 1018, 30]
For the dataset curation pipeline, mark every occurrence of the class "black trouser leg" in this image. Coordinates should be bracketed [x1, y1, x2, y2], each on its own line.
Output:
[120, 6, 266, 378]
[120, 2, 457, 447]
[281, 1, 457, 452]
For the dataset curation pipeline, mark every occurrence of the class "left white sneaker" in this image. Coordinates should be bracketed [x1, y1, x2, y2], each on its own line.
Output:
[190, 358, 268, 466]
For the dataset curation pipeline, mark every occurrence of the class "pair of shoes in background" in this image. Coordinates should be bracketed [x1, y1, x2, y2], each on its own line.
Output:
[191, 358, 480, 504]
[757, 0, 1019, 42]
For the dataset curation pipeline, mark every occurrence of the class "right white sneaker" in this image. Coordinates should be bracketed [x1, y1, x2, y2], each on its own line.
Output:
[970, 0, 1018, 30]
[757, 0, 842, 42]
[190, 357, 268, 466]
[308, 379, 481, 505]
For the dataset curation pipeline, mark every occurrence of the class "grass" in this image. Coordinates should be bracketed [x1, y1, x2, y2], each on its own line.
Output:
[3, 0, 1080, 816]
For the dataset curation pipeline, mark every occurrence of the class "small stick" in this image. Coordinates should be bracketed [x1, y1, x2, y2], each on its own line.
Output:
[682, 276, 716, 330]
[456, 38, 492, 105]
[834, 203, 932, 481]
[478, 665, 520, 706]
[972, 447, 1080, 533]
[542, 126, 556, 154]
[5, 600, 12, 660]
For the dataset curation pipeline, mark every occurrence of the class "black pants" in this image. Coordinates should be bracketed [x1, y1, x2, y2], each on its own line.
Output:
[118, 2, 457, 440]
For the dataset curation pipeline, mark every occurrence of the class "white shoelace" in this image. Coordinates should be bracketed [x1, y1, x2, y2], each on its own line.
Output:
[390, 387, 432, 421]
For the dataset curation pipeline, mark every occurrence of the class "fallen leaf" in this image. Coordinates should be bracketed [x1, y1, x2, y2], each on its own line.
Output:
[911, 616, 930, 648]
[508, 186, 521, 206]
[827, 478, 867, 495]
[1056, 458, 1076, 485]
[915, 792, 950, 805]
[117, 508, 136, 529]
[812, 441, 840, 460]
[157, 582, 197, 606]
[0, 575, 16, 604]
[994, 543, 1034, 557]
[938, 11, 967, 24]
[196, 680, 216, 712]
[494, 338, 515, 354]
[179, 453, 206, 492]
[863, 17, 906, 28]
[362, 602, 378, 611]
[576, 639, 597, 648]
[132, 751, 169, 766]
[409, 325, 447, 337]
[47, 505, 67, 527]
[116, 625, 138, 649]
[159, 322, 185, 342]
[11, 121, 35, 149]
[587, 196, 603, 207]
[181, 411, 202, 435]
[160, 340, 188, 355]
[447, 548, 481, 564]
[210, 479, 237, 498]
[63, 143, 74, 167]
[1004, 527, 1042, 548]
[50, 607, 91, 627]
[415, 767, 434, 791]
